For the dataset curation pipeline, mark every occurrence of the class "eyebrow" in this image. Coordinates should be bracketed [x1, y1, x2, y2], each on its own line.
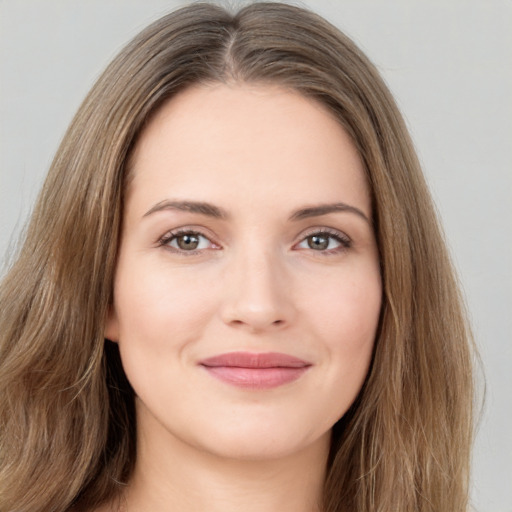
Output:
[143, 199, 370, 224]
[289, 203, 370, 224]
[143, 200, 229, 219]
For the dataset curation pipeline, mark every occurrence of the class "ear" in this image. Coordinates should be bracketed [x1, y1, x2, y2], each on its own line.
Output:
[104, 305, 120, 342]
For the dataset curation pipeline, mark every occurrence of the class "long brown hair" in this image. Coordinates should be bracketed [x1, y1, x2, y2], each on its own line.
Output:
[0, 3, 475, 511]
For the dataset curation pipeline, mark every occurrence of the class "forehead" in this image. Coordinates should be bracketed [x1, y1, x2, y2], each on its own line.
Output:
[126, 83, 370, 218]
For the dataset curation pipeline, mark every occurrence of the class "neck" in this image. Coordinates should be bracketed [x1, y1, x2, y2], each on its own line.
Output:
[118, 406, 330, 512]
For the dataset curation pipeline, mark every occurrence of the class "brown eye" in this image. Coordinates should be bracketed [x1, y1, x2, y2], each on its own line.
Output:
[176, 234, 200, 250]
[307, 234, 330, 250]
[162, 231, 214, 252]
[295, 230, 350, 253]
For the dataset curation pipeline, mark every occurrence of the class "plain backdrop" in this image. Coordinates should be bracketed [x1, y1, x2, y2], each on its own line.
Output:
[1, 1, 511, 510]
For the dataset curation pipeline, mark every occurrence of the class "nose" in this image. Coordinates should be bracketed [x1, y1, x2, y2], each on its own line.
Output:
[219, 246, 296, 333]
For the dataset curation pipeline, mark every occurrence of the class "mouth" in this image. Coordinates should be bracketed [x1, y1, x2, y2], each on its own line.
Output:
[199, 351, 312, 389]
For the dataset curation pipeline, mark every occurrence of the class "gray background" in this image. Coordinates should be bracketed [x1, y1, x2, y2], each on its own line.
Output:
[1, 1, 510, 510]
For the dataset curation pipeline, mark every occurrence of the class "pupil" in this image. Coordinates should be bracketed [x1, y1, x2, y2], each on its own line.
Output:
[178, 234, 199, 250]
[309, 235, 328, 250]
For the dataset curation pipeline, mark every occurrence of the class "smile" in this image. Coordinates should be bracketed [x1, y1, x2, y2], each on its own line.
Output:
[199, 352, 312, 389]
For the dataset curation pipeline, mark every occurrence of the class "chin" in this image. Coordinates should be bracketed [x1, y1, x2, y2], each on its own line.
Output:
[183, 416, 332, 463]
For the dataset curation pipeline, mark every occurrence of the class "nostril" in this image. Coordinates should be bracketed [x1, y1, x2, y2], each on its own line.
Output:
[226, 316, 287, 331]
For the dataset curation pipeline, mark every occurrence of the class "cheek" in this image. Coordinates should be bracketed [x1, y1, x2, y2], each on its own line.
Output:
[110, 274, 219, 419]
[307, 262, 381, 392]
[311, 262, 381, 345]
[113, 258, 217, 344]
[112, 259, 220, 399]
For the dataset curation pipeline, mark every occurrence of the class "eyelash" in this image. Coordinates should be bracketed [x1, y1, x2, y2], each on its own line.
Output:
[158, 229, 216, 255]
[297, 228, 352, 254]
[157, 227, 352, 256]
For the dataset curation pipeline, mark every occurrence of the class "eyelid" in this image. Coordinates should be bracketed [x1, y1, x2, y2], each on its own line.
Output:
[293, 226, 352, 252]
[156, 225, 351, 255]
[157, 226, 221, 254]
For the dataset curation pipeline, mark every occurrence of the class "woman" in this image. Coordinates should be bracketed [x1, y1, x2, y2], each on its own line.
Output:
[0, 2, 475, 511]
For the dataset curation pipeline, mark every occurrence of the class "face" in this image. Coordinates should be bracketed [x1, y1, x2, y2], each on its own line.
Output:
[106, 83, 382, 462]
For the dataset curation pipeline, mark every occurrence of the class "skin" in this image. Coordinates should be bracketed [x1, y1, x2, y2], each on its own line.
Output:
[104, 83, 382, 512]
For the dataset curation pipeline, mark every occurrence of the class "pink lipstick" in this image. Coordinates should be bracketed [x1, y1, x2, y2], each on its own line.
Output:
[199, 352, 311, 389]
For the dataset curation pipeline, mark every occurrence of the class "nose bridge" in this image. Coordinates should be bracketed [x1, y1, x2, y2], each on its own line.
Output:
[221, 237, 293, 331]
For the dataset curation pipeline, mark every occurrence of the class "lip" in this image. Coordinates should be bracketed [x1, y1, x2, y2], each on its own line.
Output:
[199, 351, 312, 389]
